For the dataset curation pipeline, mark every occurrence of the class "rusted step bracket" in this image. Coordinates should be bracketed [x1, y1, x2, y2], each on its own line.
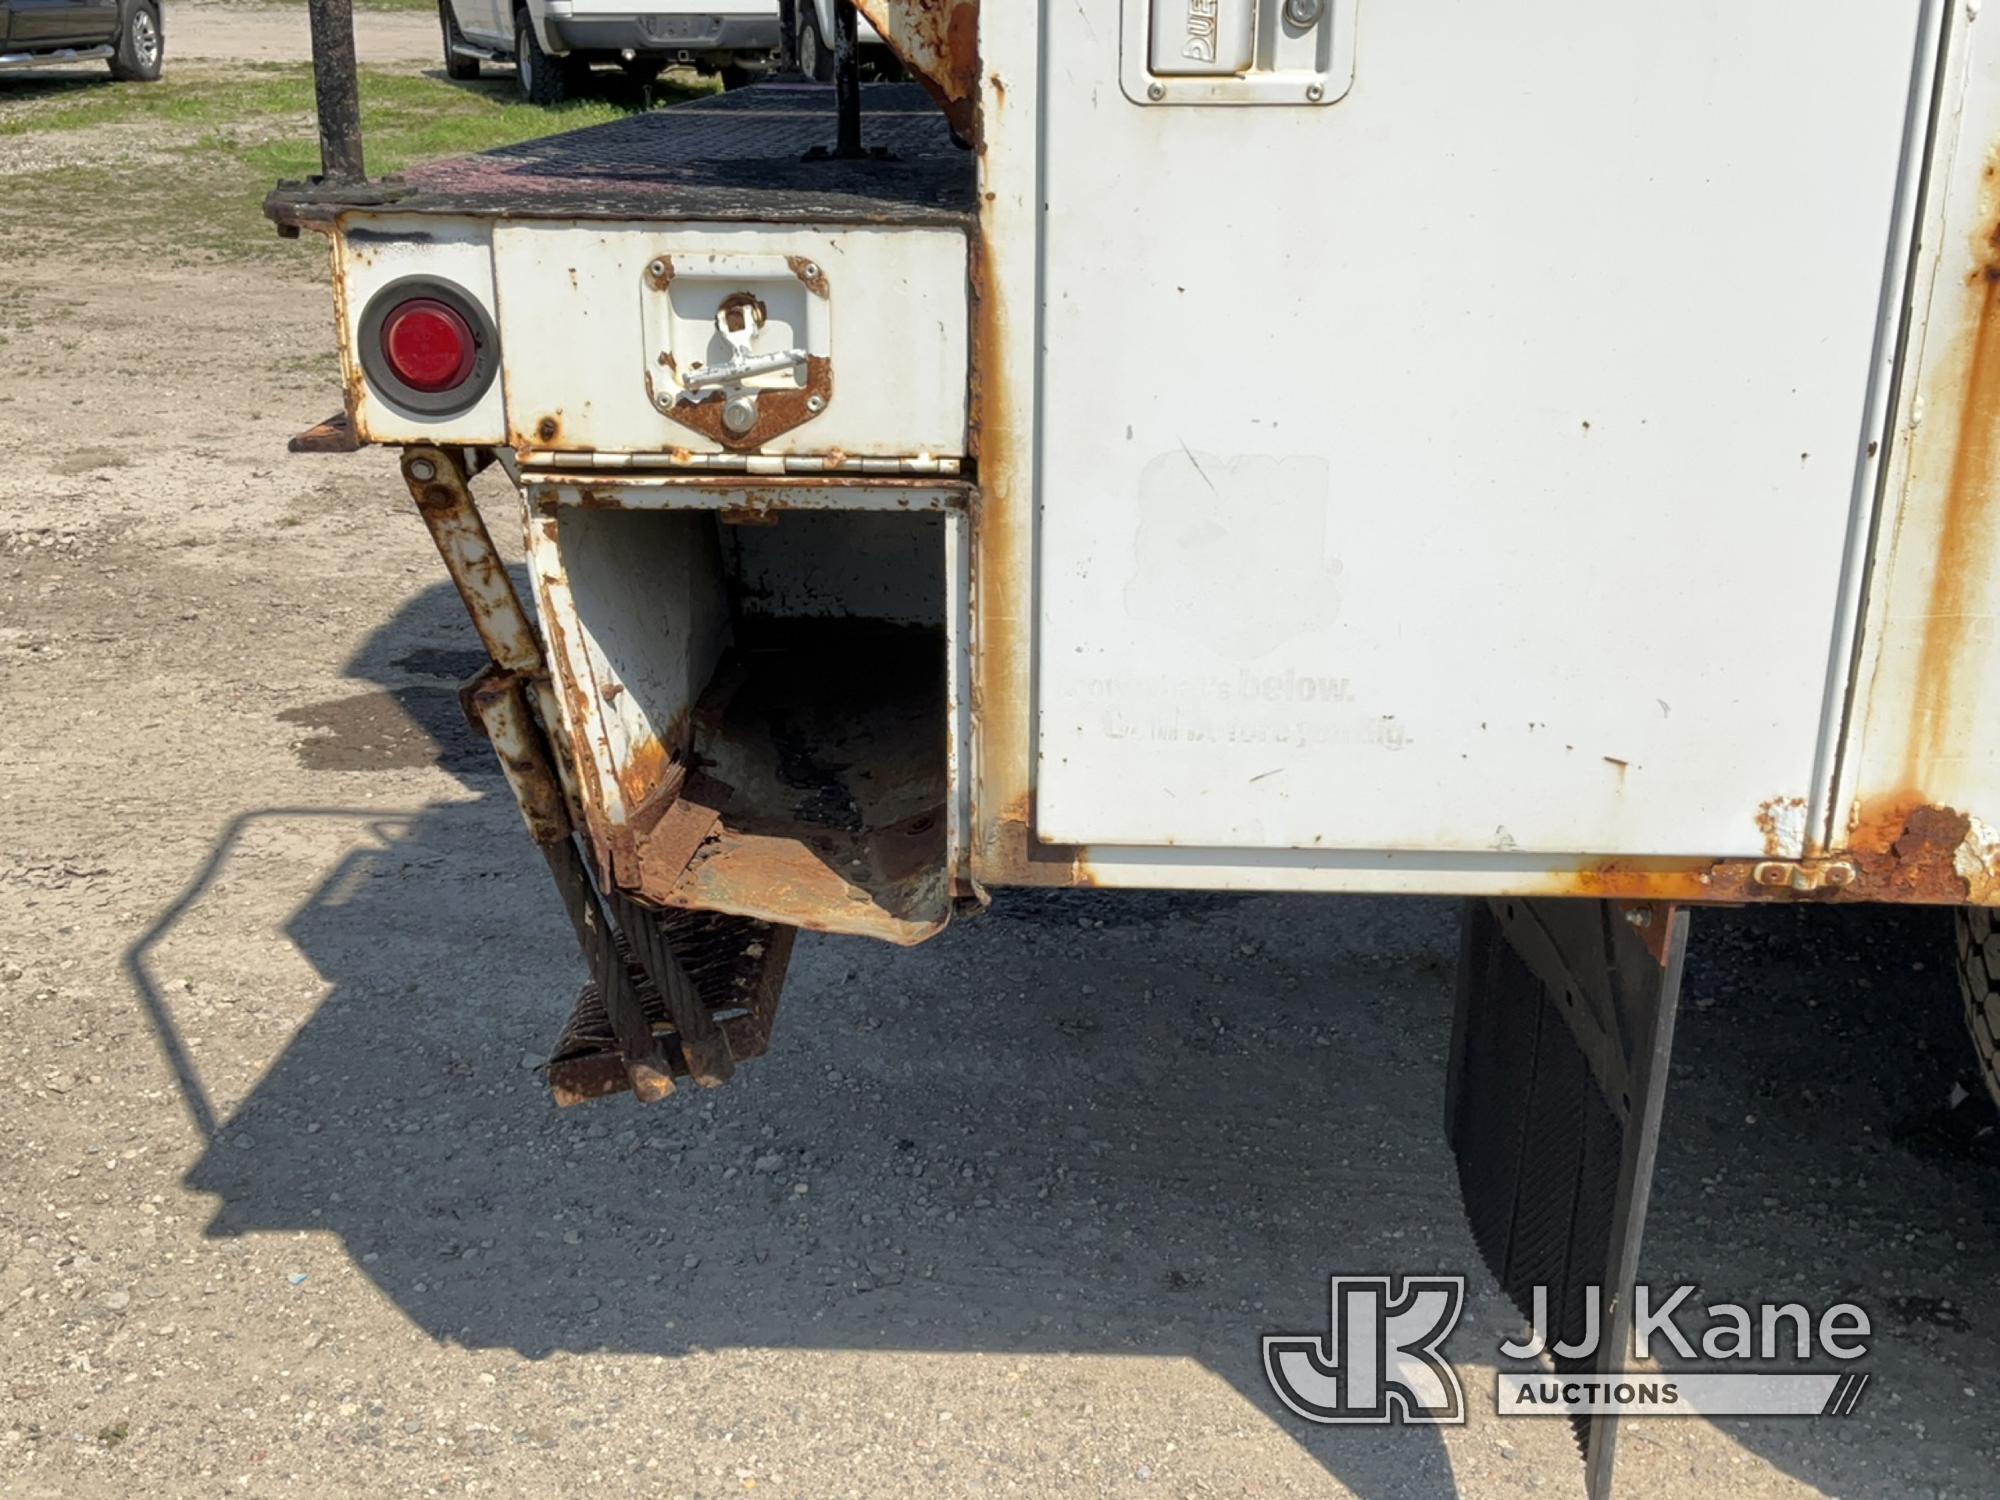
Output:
[465, 669, 794, 1103]
[404, 440, 666, 1099]
[467, 669, 680, 1102]
[401, 443, 591, 838]
[288, 412, 362, 453]
[401, 442, 792, 1103]
[403, 446, 545, 677]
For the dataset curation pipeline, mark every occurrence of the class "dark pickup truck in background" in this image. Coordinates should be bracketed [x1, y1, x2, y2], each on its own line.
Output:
[0, 0, 162, 81]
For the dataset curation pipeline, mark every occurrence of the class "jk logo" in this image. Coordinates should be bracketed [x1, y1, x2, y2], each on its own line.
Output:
[1264, 1276, 1467, 1425]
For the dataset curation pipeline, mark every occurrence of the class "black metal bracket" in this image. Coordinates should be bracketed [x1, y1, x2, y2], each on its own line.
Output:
[776, 0, 801, 77]
[305, 0, 365, 183]
[803, 0, 897, 163]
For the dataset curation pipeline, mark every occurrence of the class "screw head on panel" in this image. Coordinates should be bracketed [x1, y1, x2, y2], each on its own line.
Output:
[1146, 81, 1165, 101]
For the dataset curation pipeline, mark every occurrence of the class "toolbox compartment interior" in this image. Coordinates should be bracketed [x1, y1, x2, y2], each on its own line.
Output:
[540, 502, 951, 944]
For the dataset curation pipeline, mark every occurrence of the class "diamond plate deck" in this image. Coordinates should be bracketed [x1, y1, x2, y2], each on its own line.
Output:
[268, 83, 974, 230]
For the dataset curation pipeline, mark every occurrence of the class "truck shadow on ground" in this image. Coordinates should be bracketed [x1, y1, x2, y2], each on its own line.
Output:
[142, 588, 2000, 1498]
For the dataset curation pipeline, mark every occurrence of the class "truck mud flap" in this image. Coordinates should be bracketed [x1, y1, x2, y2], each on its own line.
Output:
[1447, 898, 1688, 1499]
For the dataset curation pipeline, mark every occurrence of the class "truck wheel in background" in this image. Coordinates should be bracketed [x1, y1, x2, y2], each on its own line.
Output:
[441, 1, 480, 80]
[1953, 907, 2000, 1108]
[796, 0, 833, 82]
[516, 9, 578, 106]
[108, 0, 163, 82]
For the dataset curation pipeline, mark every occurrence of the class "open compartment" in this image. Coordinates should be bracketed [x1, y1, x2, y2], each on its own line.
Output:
[528, 500, 954, 944]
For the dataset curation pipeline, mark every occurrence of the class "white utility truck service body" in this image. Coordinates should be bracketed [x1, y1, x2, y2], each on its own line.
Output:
[303, 1, 2000, 904]
[273, 4, 2000, 1492]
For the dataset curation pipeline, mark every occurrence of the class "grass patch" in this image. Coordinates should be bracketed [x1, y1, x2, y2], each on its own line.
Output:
[0, 63, 707, 267]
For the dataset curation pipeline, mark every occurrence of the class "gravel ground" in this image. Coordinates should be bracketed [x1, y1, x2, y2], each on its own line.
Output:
[3, 17, 2000, 1500]
[167, 3, 437, 66]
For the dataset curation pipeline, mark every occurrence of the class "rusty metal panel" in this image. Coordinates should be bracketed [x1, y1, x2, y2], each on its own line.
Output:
[1826, 6, 2000, 905]
[526, 505, 731, 852]
[332, 215, 506, 446]
[1029, 1, 1933, 862]
[854, 0, 980, 142]
[489, 221, 969, 460]
[523, 473, 969, 515]
[964, 2, 2000, 905]
[964, 0, 1039, 887]
[945, 509, 973, 888]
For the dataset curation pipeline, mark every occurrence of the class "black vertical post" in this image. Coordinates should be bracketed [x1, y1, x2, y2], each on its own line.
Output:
[777, 0, 800, 76]
[306, 0, 366, 183]
[833, 0, 861, 157]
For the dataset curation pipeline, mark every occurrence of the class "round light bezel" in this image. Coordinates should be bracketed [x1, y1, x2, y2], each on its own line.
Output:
[356, 276, 499, 417]
[381, 298, 478, 393]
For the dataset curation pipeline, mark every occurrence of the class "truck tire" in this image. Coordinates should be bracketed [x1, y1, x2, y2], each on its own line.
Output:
[108, 0, 163, 82]
[797, 0, 833, 82]
[516, 9, 578, 106]
[1953, 906, 2000, 1108]
[441, 0, 480, 80]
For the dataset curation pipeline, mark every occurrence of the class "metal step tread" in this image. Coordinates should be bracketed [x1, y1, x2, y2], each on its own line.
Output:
[546, 908, 795, 1105]
[268, 82, 972, 230]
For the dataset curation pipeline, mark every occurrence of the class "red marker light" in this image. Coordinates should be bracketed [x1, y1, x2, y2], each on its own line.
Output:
[380, 298, 477, 393]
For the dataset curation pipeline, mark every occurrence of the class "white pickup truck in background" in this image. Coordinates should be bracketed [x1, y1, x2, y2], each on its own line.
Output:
[440, 0, 770, 103]
[791, 0, 885, 81]
[439, 0, 885, 104]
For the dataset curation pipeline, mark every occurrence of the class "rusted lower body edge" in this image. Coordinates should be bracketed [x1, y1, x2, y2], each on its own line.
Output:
[408, 442, 1991, 919]
[973, 804, 2000, 906]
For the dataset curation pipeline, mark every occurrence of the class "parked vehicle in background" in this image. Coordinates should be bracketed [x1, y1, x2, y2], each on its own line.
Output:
[0, 0, 162, 81]
[441, 0, 778, 105]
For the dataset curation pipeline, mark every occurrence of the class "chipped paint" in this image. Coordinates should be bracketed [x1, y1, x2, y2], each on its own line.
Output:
[613, 733, 675, 821]
[467, 670, 571, 847]
[1756, 796, 1809, 858]
[658, 355, 833, 452]
[403, 446, 542, 675]
[854, 0, 980, 144]
[1837, 114, 2000, 887]
[787, 254, 831, 299]
[1903, 240, 2000, 785]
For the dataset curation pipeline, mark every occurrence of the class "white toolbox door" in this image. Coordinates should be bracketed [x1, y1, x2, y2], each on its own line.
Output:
[1033, 0, 1930, 859]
